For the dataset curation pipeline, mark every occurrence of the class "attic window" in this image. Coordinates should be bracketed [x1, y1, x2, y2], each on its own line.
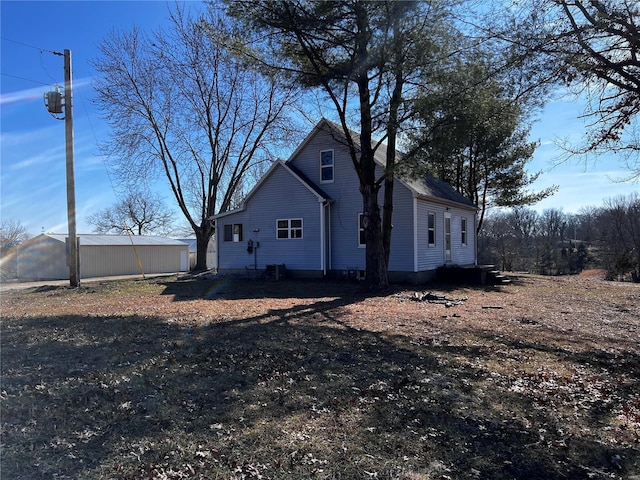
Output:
[320, 150, 334, 183]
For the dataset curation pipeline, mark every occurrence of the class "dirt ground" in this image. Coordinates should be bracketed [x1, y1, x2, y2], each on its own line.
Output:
[1, 272, 639, 479]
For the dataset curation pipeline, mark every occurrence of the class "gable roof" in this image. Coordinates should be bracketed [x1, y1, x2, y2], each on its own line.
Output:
[291, 119, 477, 211]
[39, 234, 188, 247]
[212, 160, 332, 220]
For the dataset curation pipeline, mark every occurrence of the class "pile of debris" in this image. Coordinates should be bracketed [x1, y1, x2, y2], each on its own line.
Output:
[409, 291, 468, 308]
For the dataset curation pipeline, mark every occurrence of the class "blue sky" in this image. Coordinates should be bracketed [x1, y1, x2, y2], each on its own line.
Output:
[1, 1, 637, 236]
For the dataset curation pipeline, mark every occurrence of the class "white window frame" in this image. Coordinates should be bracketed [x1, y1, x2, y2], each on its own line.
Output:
[320, 150, 334, 183]
[444, 212, 452, 263]
[358, 213, 366, 248]
[276, 218, 303, 239]
[461, 217, 467, 246]
[427, 212, 436, 247]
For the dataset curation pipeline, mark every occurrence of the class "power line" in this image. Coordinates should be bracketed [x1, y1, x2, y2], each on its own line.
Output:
[0, 72, 56, 87]
[78, 93, 120, 200]
[1, 36, 63, 56]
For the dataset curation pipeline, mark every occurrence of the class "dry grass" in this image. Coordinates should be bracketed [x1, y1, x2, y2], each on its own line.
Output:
[1, 273, 639, 479]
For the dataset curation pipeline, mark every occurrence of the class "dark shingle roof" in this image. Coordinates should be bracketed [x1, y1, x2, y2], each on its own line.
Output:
[284, 162, 332, 201]
[401, 176, 477, 209]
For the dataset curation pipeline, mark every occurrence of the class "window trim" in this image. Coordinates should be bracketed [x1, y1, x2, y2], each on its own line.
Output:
[223, 223, 243, 242]
[358, 213, 366, 248]
[427, 212, 436, 247]
[320, 149, 334, 184]
[461, 217, 468, 246]
[276, 218, 303, 240]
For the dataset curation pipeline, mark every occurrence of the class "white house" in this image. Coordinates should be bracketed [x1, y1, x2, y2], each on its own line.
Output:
[212, 119, 478, 283]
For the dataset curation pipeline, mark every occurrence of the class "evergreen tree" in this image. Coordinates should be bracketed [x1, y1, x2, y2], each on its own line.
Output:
[404, 60, 555, 232]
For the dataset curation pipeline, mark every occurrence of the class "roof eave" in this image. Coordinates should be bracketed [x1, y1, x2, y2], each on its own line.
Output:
[416, 193, 479, 212]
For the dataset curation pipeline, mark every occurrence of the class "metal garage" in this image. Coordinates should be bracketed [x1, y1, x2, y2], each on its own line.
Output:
[17, 234, 189, 280]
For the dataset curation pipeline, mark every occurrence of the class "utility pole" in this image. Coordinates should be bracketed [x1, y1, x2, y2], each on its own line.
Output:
[44, 49, 78, 287]
[64, 49, 79, 287]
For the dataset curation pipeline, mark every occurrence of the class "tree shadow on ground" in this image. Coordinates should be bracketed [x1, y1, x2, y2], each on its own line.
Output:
[2, 298, 638, 479]
[158, 276, 369, 301]
[157, 275, 510, 303]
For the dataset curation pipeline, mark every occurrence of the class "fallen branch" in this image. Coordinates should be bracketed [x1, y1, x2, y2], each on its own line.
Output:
[410, 291, 468, 307]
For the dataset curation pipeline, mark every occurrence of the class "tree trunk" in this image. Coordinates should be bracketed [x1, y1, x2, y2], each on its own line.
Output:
[362, 184, 388, 290]
[194, 223, 214, 272]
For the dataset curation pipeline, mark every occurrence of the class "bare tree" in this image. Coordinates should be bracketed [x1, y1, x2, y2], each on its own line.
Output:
[491, 0, 640, 178]
[0, 219, 30, 253]
[87, 192, 174, 235]
[1, 219, 30, 280]
[92, 4, 298, 270]
[601, 193, 640, 281]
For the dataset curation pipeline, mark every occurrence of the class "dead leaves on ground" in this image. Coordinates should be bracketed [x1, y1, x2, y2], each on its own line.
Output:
[1, 274, 639, 479]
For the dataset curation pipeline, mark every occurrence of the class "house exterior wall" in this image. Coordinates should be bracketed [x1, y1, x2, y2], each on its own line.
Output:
[216, 165, 323, 273]
[215, 122, 477, 282]
[415, 201, 476, 271]
[17, 235, 68, 280]
[288, 127, 417, 275]
[386, 183, 416, 273]
[451, 209, 476, 266]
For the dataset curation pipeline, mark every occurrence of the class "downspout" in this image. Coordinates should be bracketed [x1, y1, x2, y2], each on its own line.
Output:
[214, 219, 220, 272]
[320, 201, 326, 276]
[413, 197, 418, 273]
[328, 202, 332, 274]
[474, 211, 478, 266]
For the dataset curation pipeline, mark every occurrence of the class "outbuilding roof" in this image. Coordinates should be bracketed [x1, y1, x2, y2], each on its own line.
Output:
[43, 234, 189, 247]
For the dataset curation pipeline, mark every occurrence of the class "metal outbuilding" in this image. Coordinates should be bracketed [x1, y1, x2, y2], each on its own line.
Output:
[17, 234, 189, 280]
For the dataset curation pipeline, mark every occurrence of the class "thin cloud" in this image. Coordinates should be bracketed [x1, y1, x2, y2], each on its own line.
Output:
[0, 77, 93, 106]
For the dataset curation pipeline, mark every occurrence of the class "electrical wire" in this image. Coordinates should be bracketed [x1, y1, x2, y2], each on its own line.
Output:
[1, 36, 62, 56]
[79, 93, 120, 198]
[0, 72, 53, 87]
[1, 36, 63, 86]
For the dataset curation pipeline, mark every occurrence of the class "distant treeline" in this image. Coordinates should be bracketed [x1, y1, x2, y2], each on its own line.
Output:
[478, 193, 640, 282]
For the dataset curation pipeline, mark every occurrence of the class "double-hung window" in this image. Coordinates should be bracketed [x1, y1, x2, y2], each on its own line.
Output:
[358, 213, 366, 247]
[320, 150, 334, 183]
[224, 223, 243, 242]
[461, 217, 467, 246]
[277, 219, 303, 239]
[427, 212, 436, 247]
